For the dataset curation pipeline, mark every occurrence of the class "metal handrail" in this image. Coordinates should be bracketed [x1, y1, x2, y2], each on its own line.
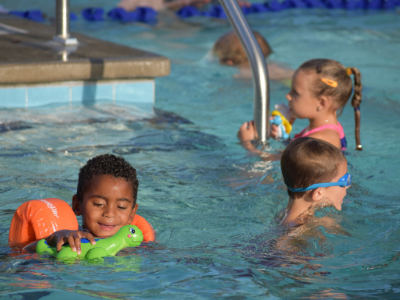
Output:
[53, 0, 78, 45]
[220, 0, 270, 142]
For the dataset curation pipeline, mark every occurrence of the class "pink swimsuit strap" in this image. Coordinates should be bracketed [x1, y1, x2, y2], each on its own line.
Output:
[294, 122, 345, 139]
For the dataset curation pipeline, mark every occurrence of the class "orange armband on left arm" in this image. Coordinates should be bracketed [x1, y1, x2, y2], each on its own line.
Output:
[9, 198, 78, 248]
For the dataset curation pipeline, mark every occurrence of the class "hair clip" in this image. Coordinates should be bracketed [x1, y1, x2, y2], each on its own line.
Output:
[346, 67, 352, 76]
[321, 78, 337, 88]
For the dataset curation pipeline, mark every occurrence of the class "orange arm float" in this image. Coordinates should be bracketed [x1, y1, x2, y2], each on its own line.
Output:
[9, 198, 79, 248]
[132, 214, 156, 242]
[9, 198, 156, 248]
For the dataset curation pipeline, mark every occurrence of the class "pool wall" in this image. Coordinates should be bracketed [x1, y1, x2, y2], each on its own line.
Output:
[0, 79, 155, 108]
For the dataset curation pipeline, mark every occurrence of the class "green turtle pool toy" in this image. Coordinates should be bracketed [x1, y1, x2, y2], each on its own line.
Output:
[36, 225, 143, 261]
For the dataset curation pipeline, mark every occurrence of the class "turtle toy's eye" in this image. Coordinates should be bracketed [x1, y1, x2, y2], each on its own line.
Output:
[129, 227, 135, 234]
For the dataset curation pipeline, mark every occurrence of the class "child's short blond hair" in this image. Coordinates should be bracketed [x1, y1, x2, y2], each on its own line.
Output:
[281, 137, 346, 199]
[213, 31, 272, 66]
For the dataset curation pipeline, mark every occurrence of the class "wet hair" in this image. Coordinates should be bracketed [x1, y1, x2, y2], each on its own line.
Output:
[76, 154, 139, 205]
[298, 58, 363, 150]
[281, 137, 346, 200]
[213, 31, 272, 66]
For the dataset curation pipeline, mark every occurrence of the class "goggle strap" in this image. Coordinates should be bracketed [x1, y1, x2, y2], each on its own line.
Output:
[287, 174, 351, 192]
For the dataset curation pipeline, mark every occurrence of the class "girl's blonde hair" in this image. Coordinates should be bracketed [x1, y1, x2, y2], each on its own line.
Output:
[299, 59, 362, 150]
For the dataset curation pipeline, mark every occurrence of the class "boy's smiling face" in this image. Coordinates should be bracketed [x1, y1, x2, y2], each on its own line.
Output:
[73, 174, 138, 238]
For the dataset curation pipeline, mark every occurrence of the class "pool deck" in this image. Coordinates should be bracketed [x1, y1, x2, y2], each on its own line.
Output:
[0, 14, 170, 85]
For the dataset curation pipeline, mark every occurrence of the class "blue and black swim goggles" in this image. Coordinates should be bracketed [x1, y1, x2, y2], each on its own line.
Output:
[287, 173, 351, 192]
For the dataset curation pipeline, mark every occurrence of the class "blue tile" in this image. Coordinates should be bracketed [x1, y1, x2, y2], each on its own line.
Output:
[115, 81, 154, 103]
[0, 80, 154, 108]
[28, 86, 70, 107]
[96, 84, 114, 102]
[71, 83, 113, 106]
[0, 87, 26, 107]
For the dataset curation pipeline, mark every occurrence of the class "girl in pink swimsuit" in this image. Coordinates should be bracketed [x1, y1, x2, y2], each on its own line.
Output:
[237, 58, 363, 151]
[294, 123, 347, 151]
[286, 59, 362, 151]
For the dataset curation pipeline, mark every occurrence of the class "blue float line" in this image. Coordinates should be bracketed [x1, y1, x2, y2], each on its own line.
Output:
[9, 10, 77, 22]
[8, 0, 400, 24]
[79, 7, 158, 23]
[177, 0, 400, 18]
[9, 10, 45, 22]
[7, 7, 158, 24]
[107, 7, 158, 23]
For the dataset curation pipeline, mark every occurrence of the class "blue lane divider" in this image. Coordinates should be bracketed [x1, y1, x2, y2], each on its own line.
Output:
[108, 7, 138, 22]
[9, 10, 45, 22]
[70, 12, 78, 20]
[177, 0, 400, 18]
[206, 5, 228, 18]
[9, 10, 76, 22]
[136, 7, 158, 22]
[86, 7, 157, 23]
[8, 7, 157, 23]
[82, 7, 104, 21]
[8, 0, 400, 24]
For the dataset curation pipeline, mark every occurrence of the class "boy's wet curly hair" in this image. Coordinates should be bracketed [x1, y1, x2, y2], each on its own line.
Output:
[76, 154, 139, 204]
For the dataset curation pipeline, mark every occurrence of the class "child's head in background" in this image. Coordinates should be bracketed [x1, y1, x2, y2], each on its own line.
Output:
[280, 137, 350, 227]
[213, 31, 272, 66]
[72, 154, 139, 237]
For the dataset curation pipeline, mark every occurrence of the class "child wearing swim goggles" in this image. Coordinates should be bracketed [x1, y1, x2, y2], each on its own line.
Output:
[279, 137, 351, 227]
[238, 58, 363, 151]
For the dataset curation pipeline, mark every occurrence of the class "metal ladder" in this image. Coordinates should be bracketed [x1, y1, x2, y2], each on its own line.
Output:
[53, 0, 270, 142]
[220, 0, 270, 143]
[53, 0, 78, 45]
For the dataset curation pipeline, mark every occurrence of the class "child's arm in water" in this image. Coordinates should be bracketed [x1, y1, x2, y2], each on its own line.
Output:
[237, 120, 282, 160]
[24, 230, 96, 254]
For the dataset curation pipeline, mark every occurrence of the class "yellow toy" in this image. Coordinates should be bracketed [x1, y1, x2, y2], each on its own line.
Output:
[270, 103, 294, 139]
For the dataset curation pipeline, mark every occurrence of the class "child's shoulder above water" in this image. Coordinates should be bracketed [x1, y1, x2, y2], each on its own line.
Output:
[279, 137, 351, 228]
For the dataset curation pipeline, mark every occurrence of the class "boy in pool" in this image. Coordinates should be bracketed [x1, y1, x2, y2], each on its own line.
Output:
[26, 154, 141, 254]
[212, 31, 294, 81]
[279, 137, 350, 227]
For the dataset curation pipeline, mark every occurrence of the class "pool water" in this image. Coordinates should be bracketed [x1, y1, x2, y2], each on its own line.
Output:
[1, 1, 400, 299]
